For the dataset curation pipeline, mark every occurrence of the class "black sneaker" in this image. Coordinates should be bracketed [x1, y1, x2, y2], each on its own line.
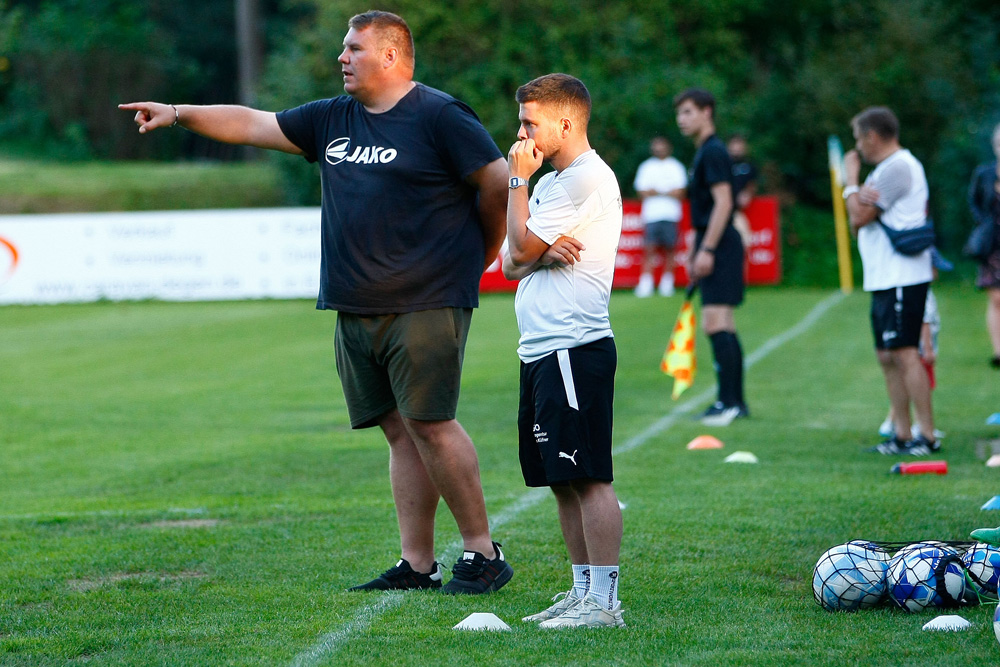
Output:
[868, 437, 909, 455]
[348, 559, 443, 591]
[905, 434, 940, 456]
[696, 401, 727, 420]
[697, 401, 748, 427]
[440, 541, 513, 595]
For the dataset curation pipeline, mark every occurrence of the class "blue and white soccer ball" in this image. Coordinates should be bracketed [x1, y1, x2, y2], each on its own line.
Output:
[812, 542, 889, 612]
[963, 542, 1000, 594]
[887, 546, 967, 612]
[847, 540, 891, 563]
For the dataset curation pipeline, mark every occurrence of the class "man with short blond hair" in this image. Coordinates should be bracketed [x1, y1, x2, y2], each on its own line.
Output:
[503, 73, 625, 628]
[120, 9, 513, 595]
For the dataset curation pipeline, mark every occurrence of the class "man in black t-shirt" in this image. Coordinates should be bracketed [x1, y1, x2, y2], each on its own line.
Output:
[674, 88, 748, 426]
[120, 11, 513, 595]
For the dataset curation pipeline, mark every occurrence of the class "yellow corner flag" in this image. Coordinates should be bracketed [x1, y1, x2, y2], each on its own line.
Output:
[661, 286, 697, 399]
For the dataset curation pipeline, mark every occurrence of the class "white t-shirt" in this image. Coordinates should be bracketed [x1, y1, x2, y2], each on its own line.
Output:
[513, 150, 623, 363]
[858, 148, 933, 291]
[633, 156, 687, 224]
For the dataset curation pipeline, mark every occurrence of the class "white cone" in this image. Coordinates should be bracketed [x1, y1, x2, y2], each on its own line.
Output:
[922, 615, 971, 632]
[453, 612, 511, 631]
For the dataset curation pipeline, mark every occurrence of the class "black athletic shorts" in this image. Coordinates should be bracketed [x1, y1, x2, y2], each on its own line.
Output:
[695, 224, 744, 307]
[643, 219, 679, 248]
[870, 283, 928, 350]
[334, 307, 472, 428]
[517, 337, 616, 487]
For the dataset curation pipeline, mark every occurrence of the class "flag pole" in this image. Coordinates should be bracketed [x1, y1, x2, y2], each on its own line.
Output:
[827, 135, 854, 294]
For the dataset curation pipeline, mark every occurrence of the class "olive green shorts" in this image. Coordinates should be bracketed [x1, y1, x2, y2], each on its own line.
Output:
[334, 307, 473, 429]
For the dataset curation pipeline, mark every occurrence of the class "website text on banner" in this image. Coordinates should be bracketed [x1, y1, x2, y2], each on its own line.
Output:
[480, 196, 781, 292]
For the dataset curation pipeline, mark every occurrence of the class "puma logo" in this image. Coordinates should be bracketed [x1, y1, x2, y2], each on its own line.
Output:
[559, 450, 578, 466]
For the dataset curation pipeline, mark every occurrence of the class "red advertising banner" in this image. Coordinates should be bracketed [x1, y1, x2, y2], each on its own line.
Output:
[480, 196, 781, 292]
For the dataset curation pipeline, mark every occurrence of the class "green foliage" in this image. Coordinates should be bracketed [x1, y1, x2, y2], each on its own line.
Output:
[2, 0, 1000, 262]
[260, 0, 1000, 246]
[0, 0, 184, 159]
[2, 288, 999, 664]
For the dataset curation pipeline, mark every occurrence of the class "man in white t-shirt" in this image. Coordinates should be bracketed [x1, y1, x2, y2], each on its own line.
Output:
[634, 137, 687, 297]
[844, 106, 938, 456]
[503, 73, 625, 629]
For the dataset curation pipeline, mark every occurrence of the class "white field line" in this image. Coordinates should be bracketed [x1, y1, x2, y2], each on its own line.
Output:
[614, 290, 847, 455]
[291, 289, 847, 666]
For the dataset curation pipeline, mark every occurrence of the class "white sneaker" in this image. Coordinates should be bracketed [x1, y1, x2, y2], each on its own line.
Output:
[538, 594, 626, 629]
[634, 274, 654, 298]
[657, 280, 675, 297]
[521, 589, 582, 622]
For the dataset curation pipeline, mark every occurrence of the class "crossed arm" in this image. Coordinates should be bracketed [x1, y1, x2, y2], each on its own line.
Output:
[502, 138, 583, 280]
[843, 150, 881, 234]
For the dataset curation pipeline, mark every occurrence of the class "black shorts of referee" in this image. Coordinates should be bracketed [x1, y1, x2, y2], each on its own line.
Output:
[695, 224, 744, 307]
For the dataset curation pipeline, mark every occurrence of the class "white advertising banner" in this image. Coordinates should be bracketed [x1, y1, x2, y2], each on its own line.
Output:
[0, 208, 322, 305]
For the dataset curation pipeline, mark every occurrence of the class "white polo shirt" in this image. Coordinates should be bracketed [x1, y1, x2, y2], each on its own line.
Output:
[858, 148, 933, 291]
[633, 155, 687, 223]
[513, 149, 623, 363]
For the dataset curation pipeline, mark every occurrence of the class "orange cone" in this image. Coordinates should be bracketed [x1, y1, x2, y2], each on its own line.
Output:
[686, 435, 723, 450]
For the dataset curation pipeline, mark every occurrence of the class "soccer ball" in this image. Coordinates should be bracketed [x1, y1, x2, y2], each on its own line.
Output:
[812, 542, 888, 611]
[963, 543, 1000, 594]
[890, 541, 957, 565]
[847, 540, 891, 563]
[888, 546, 967, 612]
[993, 603, 1000, 644]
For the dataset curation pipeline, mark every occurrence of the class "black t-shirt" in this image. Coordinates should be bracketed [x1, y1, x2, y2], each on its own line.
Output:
[731, 159, 758, 199]
[689, 135, 734, 230]
[276, 83, 502, 314]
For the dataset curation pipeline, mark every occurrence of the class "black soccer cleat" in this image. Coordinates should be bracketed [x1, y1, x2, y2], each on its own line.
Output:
[348, 559, 443, 591]
[441, 541, 513, 595]
[904, 434, 940, 456]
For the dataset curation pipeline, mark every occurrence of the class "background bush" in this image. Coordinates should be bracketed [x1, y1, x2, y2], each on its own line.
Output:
[2, 0, 999, 284]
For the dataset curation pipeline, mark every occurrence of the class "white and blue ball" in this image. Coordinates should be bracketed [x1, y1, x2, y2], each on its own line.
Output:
[812, 542, 889, 612]
[847, 540, 891, 564]
[962, 543, 1000, 594]
[887, 546, 967, 612]
[994, 603, 1000, 644]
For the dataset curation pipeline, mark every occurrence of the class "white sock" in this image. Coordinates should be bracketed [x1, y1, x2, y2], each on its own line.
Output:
[660, 272, 674, 289]
[588, 565, 620, 610]
[571, 564, 590, 598]
[637, 273, 653, 288]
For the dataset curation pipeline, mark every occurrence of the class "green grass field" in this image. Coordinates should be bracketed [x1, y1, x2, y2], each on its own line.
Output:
[2, 286, 999, 666]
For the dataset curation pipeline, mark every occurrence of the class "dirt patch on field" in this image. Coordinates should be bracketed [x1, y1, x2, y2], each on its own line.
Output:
[68, 570, 208, 592]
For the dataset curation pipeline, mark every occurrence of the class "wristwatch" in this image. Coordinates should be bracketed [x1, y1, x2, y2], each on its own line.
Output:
[509, 177, 528, 189]
[842, 185, 859, 200]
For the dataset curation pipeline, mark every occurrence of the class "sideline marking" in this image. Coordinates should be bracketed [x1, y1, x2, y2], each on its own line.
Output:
[615, 290, 847, 455]
[290, 290, 848, 666]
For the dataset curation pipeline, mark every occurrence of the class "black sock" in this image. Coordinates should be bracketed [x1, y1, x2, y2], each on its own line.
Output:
[709, 331, 743, 407]
[732, 332, 745, 406]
